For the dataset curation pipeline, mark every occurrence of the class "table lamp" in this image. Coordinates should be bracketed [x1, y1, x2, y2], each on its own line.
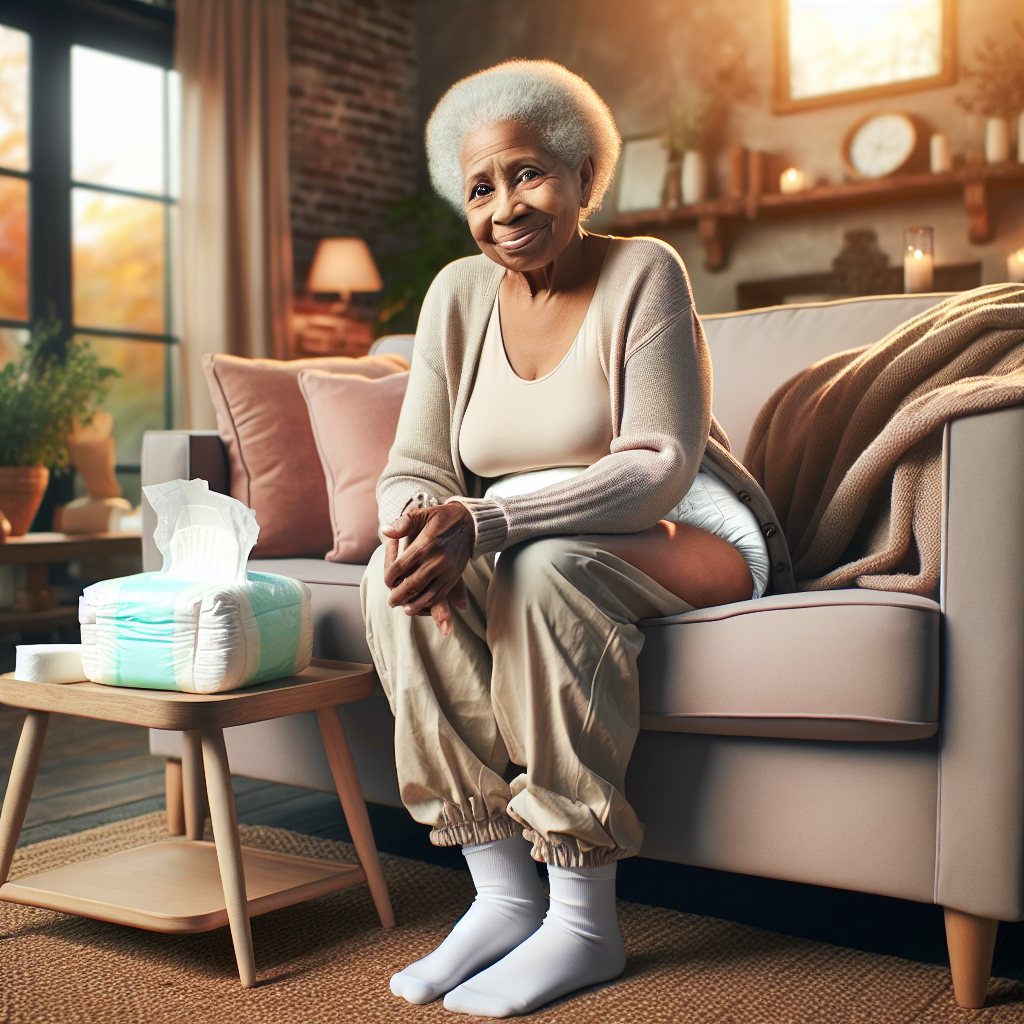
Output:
[307, 238, 383, 311]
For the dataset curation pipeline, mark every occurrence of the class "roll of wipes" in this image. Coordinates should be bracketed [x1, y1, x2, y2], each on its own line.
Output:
[15, 644, 87, 684]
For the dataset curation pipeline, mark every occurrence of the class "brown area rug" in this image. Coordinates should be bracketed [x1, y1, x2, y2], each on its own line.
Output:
[1, 813, 1022, 1023]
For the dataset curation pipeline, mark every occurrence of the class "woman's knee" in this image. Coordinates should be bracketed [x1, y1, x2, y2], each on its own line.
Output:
[490, 536, 585, 612]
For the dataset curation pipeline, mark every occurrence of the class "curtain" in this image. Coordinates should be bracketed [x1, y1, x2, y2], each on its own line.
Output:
[176, 0, 294, 429]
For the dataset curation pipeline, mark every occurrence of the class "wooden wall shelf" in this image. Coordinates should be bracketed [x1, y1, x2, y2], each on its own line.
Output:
[608, 162, 1024, 271]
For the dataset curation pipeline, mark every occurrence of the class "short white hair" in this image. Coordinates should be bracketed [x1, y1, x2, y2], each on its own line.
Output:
[425, 60, 622, 222]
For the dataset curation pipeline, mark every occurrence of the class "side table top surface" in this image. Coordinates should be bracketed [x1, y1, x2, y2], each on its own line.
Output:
[0, 531, 142, 565]
[0, 658, 376, 730]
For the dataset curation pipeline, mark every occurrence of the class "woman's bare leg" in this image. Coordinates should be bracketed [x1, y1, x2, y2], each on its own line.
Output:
[599, 520, 753, 608]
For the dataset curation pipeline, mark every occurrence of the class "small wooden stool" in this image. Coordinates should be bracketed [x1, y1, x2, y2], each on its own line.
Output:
[0, 659, 395, 987]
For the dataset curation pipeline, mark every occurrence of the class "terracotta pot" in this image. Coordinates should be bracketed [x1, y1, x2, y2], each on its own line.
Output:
[0, 466, 50, 536]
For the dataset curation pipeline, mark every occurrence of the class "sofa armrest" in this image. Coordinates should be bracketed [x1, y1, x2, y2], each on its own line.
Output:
[938, 404, 1024, 920]
[140, 430, 229, 571]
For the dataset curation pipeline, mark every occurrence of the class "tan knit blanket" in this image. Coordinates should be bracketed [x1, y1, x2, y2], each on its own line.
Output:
[743, 284, 1024, 596]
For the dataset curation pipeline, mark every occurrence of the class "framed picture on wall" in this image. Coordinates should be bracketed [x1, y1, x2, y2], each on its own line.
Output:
[773, 0, 956, 113]
[614, 136, 670, 214]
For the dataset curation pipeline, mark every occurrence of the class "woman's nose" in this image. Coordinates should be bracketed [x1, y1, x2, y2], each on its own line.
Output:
[491, 186, 520, 224]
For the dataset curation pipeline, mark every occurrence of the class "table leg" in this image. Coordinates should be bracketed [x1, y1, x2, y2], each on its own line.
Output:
[182, 730, 208, 841]
[201, 729, 256, 989]
[316, 706, 396, 928]
[0, 710, 49, 885]
[165, 758, 185, 836]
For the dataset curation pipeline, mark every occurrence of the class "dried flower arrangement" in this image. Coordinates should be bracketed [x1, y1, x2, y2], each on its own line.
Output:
[956, 22, 1024, 120]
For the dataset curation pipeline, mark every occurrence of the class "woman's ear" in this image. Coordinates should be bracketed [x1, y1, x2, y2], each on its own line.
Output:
[578, 155, 595, 209]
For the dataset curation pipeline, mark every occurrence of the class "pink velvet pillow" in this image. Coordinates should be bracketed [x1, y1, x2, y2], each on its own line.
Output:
[298, 369, 409, 563]
[203, 352, 408, 558]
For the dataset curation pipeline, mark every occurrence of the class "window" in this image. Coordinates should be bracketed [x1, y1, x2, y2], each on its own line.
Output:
[0, 0, 176, 504]
[773, 0, 955, 113]
[0, 25, 30, 360]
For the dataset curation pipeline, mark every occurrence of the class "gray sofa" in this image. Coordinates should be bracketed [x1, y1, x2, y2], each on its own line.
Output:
[143, 292, 1022, 1007]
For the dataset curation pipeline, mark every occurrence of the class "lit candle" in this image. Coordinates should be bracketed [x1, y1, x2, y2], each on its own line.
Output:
[904, 249, 934, 292]
[930, 133, 951, 173]
[780, 167, 806, 194]
[904, 226, 935, 293]
[1008, 247, 1024, 283]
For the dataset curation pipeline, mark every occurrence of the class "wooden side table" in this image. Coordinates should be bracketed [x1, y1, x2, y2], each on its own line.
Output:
[0, 531, 142, 634]
[0, 659, 395, 987]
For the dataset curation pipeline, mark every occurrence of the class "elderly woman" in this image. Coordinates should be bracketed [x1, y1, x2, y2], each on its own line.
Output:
[361, 60, 772, 1017]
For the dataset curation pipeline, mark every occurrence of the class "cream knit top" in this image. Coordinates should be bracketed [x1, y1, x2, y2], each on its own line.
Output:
[459, 294, 612, 479]
[376, 236, 793, 591]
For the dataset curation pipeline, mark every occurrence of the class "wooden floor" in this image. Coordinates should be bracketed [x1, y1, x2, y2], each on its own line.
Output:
[1, 701, 1022, 983]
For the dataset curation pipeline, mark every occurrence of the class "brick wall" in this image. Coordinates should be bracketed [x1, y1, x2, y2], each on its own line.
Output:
[287, 0, 418, 292]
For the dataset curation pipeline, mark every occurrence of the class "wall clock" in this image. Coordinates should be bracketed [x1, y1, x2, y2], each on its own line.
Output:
[842, 112, 918, 180]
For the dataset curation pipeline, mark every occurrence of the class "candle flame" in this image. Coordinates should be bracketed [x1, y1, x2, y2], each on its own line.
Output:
[914, 249, 923, 260]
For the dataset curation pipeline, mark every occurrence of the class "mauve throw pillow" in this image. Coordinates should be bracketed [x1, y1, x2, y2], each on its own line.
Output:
[298, 369, 409, 564]
[203, 352, 408, 558]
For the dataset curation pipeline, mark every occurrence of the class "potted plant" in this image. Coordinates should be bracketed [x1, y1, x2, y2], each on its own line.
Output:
[956, 22, 1024, 164]
[0, 318, 118, 536]
[668, 90, 716, 206]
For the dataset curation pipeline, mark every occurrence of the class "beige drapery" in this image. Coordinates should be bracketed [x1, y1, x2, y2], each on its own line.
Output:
[176, 0, 293, 429]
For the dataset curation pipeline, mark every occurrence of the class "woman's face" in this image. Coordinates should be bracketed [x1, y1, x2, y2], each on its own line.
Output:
[459, 121, 595, 272]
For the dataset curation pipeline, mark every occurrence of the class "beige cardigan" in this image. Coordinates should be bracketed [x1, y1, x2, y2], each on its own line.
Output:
[377, 237, 793, 593]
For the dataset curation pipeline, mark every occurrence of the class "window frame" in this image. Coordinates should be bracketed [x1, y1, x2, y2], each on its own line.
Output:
[772, 0, 957, 114]
[0, 0, 176, 471]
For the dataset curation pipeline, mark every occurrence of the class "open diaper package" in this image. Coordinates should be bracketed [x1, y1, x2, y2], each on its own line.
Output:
[79, 479, 312, 693]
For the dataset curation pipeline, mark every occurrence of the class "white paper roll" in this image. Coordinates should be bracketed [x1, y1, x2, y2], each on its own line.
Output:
[15, 644, 87, 684]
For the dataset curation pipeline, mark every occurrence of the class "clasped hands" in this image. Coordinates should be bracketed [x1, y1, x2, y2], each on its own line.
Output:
[382, 501, 475, 636]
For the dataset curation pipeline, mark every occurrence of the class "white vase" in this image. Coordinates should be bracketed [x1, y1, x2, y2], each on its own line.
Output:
[985, 117, 1010, 164]
[681, 150, 709, 205]
[1018, 111, 1024, 163]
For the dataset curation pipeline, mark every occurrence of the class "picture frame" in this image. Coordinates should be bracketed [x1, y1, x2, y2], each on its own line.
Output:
[773, 0, 956, 114]
[614, 136, 670, 215]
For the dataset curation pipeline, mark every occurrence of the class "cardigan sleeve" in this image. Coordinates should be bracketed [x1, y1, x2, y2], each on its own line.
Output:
[375, 277, 466, 529]
[455, 302, 712, 556]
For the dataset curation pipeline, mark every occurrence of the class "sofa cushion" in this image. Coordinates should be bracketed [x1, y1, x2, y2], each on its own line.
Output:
[203, 351, 408, 558]
[637, 589, 939, 741]
[248, 558, 366, 586]
[702, 294, 951, 457]
[299, 369, 409, 564]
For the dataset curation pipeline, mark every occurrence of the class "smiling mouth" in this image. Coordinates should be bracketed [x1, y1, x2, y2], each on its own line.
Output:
[494, 226, 543, 251]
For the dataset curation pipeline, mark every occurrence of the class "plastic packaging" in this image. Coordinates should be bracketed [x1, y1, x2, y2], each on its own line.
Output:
[80, 479, 312, 693]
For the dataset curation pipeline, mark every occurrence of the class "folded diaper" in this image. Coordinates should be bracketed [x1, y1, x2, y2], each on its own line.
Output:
[80, 479, 312, 693]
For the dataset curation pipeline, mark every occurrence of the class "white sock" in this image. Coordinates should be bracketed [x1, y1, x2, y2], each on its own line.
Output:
[442, 862, 626, 1018]
[389, 835, 546, 1005]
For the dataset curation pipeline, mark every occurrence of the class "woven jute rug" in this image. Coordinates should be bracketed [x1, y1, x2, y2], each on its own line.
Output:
[1, 813, 1022, 1023]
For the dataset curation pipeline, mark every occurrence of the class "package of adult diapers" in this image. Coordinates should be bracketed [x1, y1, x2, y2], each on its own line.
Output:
[79, 479, 312, 693]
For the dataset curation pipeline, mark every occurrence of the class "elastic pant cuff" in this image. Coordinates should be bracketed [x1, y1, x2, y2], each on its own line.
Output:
[524, 829, 627, 868]
[430, 813, 524, 848]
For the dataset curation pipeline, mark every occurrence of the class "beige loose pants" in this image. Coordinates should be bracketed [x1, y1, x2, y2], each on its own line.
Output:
[360, 536, 692, 867]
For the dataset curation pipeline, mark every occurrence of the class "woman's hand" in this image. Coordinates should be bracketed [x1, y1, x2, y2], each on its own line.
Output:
[382, 502, 474, 635]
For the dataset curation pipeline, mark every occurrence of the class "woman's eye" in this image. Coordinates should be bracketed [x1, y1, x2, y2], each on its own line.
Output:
[470, 183, 491, 200]
[520, 169, 539, 183]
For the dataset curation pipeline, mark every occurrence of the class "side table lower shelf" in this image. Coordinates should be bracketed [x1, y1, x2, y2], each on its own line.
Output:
[0, 840, 366, 933]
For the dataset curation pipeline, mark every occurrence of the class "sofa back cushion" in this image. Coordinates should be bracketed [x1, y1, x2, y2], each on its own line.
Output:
[203, 352, 408, 558]
[702, 294, 950, 459]
[299, 369, 409, 564]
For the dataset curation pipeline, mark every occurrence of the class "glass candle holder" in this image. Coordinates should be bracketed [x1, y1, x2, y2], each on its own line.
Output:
[904, 226, 935, 293]
[1008, 248, 1024, 284]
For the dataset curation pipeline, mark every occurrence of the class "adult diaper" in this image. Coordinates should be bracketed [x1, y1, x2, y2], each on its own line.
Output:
[79, 479, 312, 693]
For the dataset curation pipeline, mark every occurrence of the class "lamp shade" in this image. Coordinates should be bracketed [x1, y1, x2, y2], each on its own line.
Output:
[307, 238, 383, 294]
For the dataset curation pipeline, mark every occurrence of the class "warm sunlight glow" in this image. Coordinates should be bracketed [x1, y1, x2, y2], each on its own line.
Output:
[0, 24, 28, 172]
[73, 189, 164, 333]
[0, 174, 28, 320]
[72, 46, 165, 194]
[789, 0, 944, 100]
[75, 334, 164, 466]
